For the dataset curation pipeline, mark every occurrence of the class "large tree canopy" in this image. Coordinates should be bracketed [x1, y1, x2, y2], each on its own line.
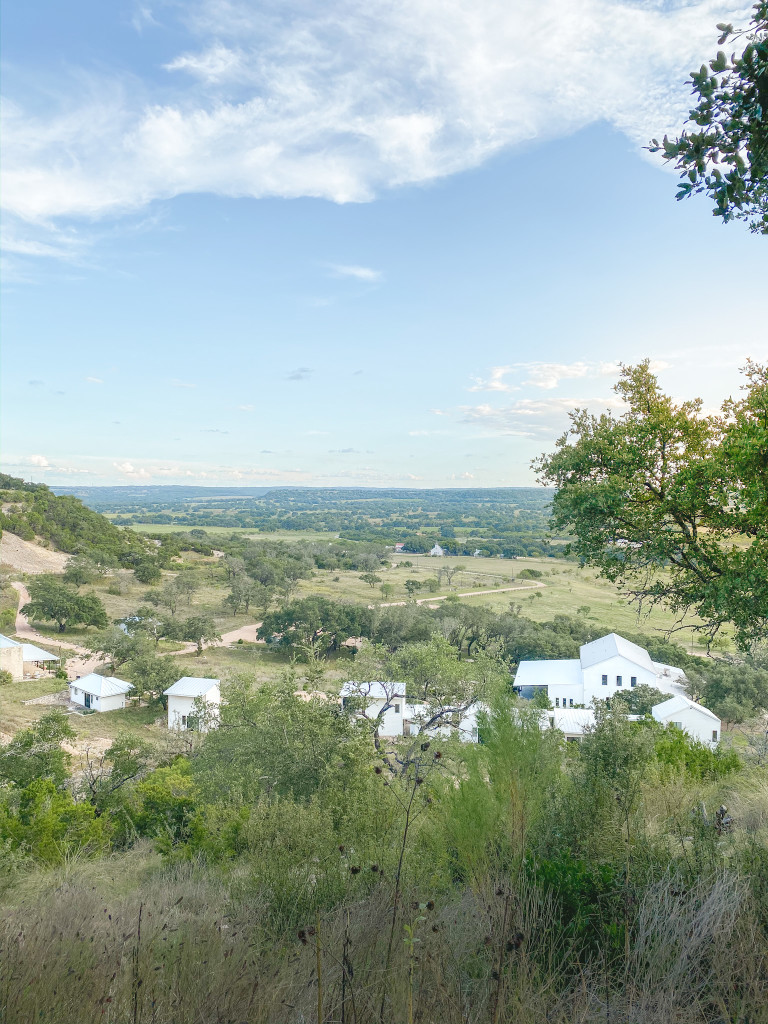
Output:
[535, 361, 768, 650]
[649, 2, 768, 233]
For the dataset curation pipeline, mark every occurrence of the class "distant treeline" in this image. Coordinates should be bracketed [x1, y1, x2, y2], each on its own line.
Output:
[50, 485, 565, 558]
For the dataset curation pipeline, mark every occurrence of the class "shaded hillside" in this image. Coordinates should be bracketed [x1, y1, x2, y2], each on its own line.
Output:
[0, 474, 148, 564]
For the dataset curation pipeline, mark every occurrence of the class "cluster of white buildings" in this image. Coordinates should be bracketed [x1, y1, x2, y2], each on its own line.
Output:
[341, 633, 722, 748]
[67, 672, 220, 732]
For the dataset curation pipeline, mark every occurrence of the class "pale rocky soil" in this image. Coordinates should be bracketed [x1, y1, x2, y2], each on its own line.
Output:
[0, 533, 68, 574]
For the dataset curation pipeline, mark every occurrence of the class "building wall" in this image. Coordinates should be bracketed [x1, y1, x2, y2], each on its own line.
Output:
[167, 690, 220, 731]
[582, 655, 656, 703]
[658, 707, 720, 747]
[68, 686, 126, 712]
[0, 646, 24, 681]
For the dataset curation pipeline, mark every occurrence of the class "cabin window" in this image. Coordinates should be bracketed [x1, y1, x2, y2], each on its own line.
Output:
[555, 697, 560, 707]
[394, 703, 401, 713]
[601, 674, 608, 685]
[569, 699, 574, 707]
[630, 676, 637, 687]
[712, 730, 718, 742]
[672, 721, 682, 729]
[181, 716, 187, 727]
[616, 675, 623, 686]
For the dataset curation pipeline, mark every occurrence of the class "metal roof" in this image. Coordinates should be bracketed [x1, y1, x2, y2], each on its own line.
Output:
[73, 672, 134, 697]
[579, 633, 654, 672]
[0, 634, 20, 649]
[164, 676, 220, 697]
[514, 659, 582, 687]
[21, 643, 59, 662]
[652, 694, 719, 723]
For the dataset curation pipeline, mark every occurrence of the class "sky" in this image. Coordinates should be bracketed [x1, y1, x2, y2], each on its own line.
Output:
[2, 0, 767, 489]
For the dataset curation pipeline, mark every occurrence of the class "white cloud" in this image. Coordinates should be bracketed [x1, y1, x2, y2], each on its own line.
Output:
[521, 362, 590, 390]
[456, 394, 627, 435]
[113, 460, 152, 479]
[238, 403, 254, 411]
[1, 0, 746, 234]
[170, 378, 196, 388]
[85, 376, 104, 384]
[329, 264, 383, 282]
[468, 365, 517, 393]
[26, 454, 50, 468]
[165, 44, 244, 82]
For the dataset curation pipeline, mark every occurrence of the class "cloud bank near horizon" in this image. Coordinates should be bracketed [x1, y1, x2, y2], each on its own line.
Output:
[2, 0, 746, 240]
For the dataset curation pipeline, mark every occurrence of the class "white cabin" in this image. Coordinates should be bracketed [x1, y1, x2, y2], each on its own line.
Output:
[652, 694, 721, 748]
[340, 680, 407, 736]
[514, 633, 687, 708]
[70, 672, 133, 712]
[429, 543, 445, 557]
[164, 676, 221, 731]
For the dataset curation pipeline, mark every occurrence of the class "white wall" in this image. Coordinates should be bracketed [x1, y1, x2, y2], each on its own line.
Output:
[167, 689, 221, 731]
[0, 646, 24, 681]
[68, 685, 126, 712]
[657, 706, 720, 747]
[582, 655, 657, 702]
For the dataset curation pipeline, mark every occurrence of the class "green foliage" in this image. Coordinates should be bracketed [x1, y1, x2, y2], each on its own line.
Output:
[63, 555, 100, 587]
[0, 473, 147, 563]
[258, 596, 373, 654]
[0, 780, 107, 865]
[518, 568, 543, 580]
[0, 608, 16, 633]
[612, 684, 669, 716]
[653, 725, 741, 780]
[0, 670, 13, 687]
[536, 361, 768, 650]
[133, 559, 162, 584]
[22, 576, 108, 632]
[0, 710, 75, 789]
[649, 3, 768, 232]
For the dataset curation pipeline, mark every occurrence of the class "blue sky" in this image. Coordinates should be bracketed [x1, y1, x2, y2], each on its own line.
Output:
[2, 0, 766, 488]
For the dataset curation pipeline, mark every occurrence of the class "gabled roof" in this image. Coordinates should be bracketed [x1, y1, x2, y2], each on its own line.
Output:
[21, 643, 59, 662]
[73, 672, 134, 697]
[552, 708, 596, 735]
[164, 676, 220, 697]
[652, 694, 720, 723]
[579, 633, 654, 672]
[514, 659, 581, 687]
[0, 634, 20, 649]
[340, 680, 406, 700]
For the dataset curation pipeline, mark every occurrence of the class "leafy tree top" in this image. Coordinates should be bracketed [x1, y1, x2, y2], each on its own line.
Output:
[649, 2, 768, 232]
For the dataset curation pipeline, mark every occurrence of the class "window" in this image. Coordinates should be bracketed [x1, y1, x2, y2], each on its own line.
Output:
[394, 703, 401, 713]
[712, 730, 718, 742]
[555, 697, 560, 707]
[569, 698, 574, 707]
[601, 674, 608, 685]
[672, 721, 682, 729]
[630, 676, 637, 687]
[616, 675, 623, 686]
[181, 716, 187, 727]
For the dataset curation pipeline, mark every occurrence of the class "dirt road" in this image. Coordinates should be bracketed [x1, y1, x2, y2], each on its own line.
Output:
[372, 580, 546, 608]
[11, 582, 105, 679]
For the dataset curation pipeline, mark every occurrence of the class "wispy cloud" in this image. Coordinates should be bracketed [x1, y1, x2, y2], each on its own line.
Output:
[170, 378, 196, 388]
[2, 0, 742, 238]
[85, 376, 104, 384]
[287, 367, 312, 381]
[469, 361, 596, 392]
[329, 264, 383, 282]
[456, 395, 628, 436]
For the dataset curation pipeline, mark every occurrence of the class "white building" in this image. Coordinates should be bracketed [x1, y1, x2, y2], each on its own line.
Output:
[340, 680, 485, 742]
[0, 634, 25, 680]
[652, 694, 721, 747]
[429, 543, 445, 557]
[514, 633, 687, 709]
[70, 672, 133, 712]
[164, 677, 221, 731]
[0, 633, 60, 680]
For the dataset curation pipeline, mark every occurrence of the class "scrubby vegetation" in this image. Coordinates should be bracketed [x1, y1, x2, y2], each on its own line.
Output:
[0, 679, 764, 1024]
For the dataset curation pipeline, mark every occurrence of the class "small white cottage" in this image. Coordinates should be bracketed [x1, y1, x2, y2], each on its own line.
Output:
[164, 677, 221, 731]
[652, 694, 721, 747]
[70, 672, 134, 712]
[429, 543, 445, 557]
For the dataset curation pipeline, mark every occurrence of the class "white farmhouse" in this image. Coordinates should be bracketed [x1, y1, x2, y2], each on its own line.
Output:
[652, 694, 721, 748]
[514, 633, 687, 709]
[429, 543, 445, 557]
[70, 673, 133, 712]
[164, 677, 221, 731]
